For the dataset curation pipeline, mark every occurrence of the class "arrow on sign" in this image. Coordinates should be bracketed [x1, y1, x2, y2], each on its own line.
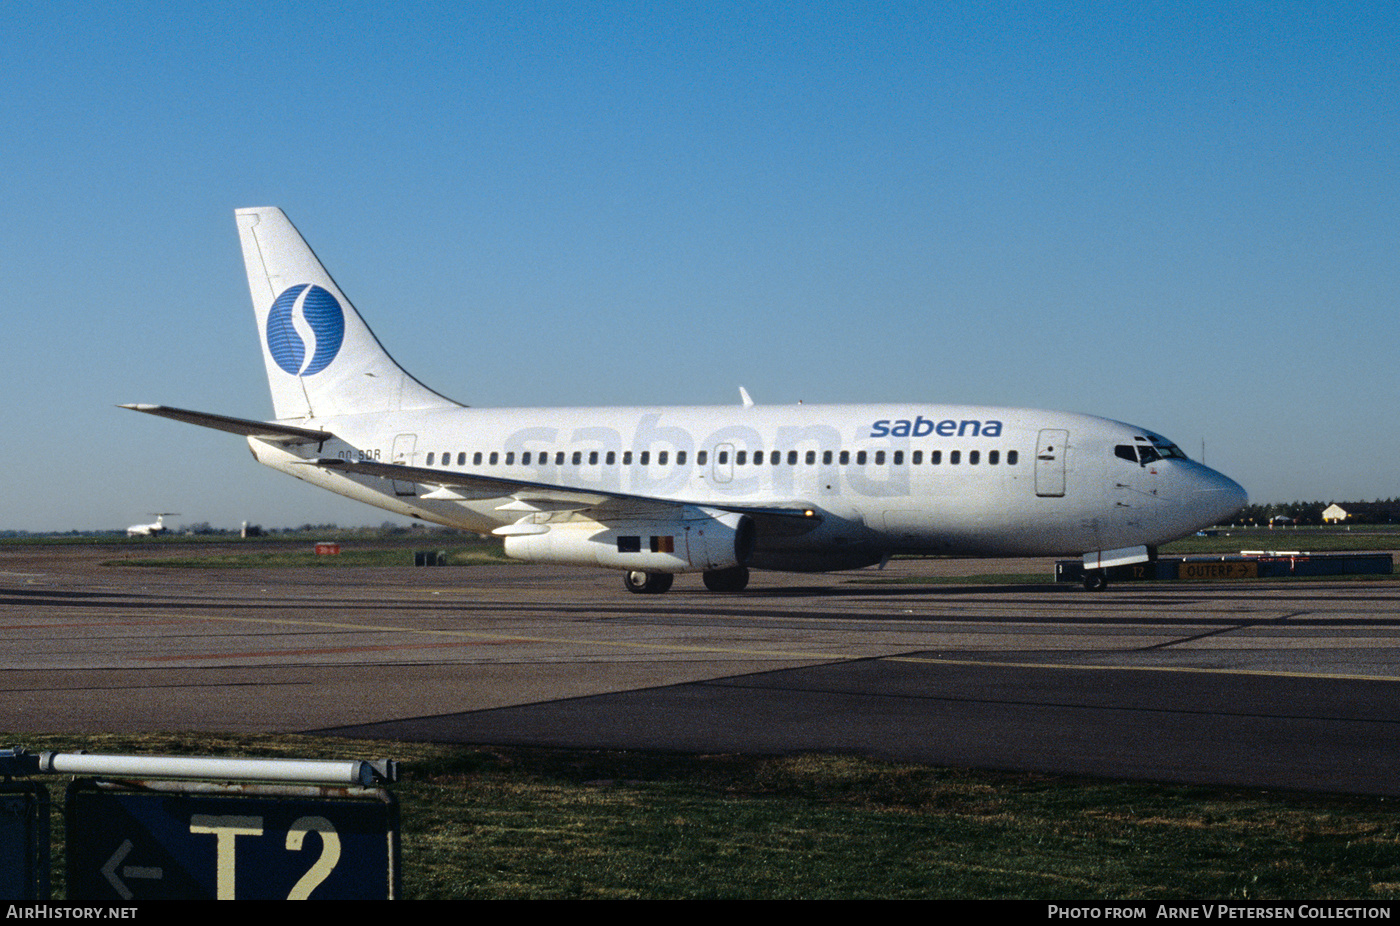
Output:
[101, 839, 164, 900]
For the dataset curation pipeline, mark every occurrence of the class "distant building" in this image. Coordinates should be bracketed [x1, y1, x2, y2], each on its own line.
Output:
[1346, 502, 1400, 523]
[1321, 502, 1400, 524]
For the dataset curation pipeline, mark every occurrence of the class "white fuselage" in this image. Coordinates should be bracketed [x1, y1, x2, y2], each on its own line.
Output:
[250, 401, 1246, 570]
[128, 208, 1248, 590]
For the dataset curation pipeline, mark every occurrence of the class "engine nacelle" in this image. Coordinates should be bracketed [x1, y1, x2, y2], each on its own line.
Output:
[503, 508, 755, 573]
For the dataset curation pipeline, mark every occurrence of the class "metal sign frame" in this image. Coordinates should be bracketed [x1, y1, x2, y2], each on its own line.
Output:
[0, 781, 50, 901]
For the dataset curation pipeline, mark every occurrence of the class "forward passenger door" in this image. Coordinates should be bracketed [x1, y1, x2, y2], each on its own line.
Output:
[1035, 429, 1068, 497]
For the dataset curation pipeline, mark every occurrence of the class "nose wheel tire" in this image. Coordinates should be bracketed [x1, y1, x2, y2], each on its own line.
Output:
[624, 570, 674, 594]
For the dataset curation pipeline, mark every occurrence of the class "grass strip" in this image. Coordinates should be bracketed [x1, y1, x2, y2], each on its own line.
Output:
[10, 733, 1400, 900]
[110, 546, 510, 568]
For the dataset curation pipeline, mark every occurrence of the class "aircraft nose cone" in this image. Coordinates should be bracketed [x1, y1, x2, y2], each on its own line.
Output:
[1194, 471, 1248, 525]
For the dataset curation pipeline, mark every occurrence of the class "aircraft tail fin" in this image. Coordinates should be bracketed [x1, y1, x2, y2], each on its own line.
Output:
[235, 207, 460, 420]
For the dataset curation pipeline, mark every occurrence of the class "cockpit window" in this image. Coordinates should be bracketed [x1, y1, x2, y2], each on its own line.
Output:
[1144, 434, 1188, 460]
[1119, 434, 1189, 464]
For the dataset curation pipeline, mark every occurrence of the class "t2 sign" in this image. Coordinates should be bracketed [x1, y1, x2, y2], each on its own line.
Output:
[66, 783, 399, 900]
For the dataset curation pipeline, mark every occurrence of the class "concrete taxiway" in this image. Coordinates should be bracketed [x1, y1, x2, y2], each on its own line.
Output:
[4, 543, 1400, 795]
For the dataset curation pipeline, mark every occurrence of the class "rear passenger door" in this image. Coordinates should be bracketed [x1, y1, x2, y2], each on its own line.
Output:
[391, 433, 418, 496]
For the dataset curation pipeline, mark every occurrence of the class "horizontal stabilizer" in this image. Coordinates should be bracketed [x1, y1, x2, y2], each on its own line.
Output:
[120, 404, 332, 445]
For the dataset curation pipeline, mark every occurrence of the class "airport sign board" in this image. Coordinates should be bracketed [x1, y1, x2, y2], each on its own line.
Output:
[65, 782, 399, 900]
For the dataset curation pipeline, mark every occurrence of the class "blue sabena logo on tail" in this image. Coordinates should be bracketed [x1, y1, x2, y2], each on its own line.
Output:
[266, 284, 345, 376]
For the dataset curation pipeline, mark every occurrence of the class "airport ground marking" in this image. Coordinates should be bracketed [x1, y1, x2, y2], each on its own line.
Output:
[108, 610, 1400, 683]
[138, 639, 522, 661]
[131, 611, 861, 662]
[883, 653, 1400, 684]
[1, 616, 199, 632]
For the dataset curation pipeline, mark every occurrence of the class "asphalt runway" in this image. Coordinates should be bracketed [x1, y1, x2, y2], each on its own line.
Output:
[4, 543, 1400, 795]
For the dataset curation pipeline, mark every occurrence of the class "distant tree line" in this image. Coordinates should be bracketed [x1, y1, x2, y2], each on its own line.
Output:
[1230, 498, 1400, 526]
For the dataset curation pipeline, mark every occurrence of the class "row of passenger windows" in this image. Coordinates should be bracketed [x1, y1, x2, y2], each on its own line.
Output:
[423, 448, 1021, 468]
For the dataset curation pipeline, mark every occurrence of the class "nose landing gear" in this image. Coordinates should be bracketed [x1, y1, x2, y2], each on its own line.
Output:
[624, 570, 674, 594]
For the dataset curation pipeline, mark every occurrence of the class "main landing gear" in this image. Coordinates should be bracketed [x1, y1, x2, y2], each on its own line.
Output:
[702, 566, 750, 592]
[623, 566, 751, 594]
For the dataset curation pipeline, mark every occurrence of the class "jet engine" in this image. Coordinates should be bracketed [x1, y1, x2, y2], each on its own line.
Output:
[503, 508, 755, 574]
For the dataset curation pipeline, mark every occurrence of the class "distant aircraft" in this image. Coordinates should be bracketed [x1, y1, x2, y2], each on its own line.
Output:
[126, 513, 177, 538]
[124, 208, 1247, 592]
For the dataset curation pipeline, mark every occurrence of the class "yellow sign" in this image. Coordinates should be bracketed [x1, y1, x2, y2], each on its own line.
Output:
[1180, 561, 1258, 580]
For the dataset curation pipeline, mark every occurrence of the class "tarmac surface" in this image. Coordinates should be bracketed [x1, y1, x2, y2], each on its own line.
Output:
[5, 542, 1400, 795]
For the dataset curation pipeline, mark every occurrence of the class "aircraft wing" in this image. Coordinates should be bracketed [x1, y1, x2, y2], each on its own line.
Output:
[122, 403, 821, 534]
[312, 456, 822, 534]
[120, 405, 331, 446]
[315, 457, 613, 505]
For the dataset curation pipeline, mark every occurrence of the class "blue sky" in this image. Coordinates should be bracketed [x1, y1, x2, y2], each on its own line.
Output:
[4, 2, 1397, 531]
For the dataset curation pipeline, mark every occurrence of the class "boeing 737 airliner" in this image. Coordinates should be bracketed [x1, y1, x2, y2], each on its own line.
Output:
[124, 207, 1247, 593]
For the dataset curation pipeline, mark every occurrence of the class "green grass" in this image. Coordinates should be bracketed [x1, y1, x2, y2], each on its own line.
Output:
[27, 528, 1396, 581]
[110, 545, 511, 568]
[860, 529, 1400, 585]
[10, 733, 1400, 900]
[855, 573, 1054, 586]
[1163, 528, 1400, 556]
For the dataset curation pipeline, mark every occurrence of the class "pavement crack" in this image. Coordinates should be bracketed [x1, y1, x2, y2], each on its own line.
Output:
[1138, 610, 1310, 651]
